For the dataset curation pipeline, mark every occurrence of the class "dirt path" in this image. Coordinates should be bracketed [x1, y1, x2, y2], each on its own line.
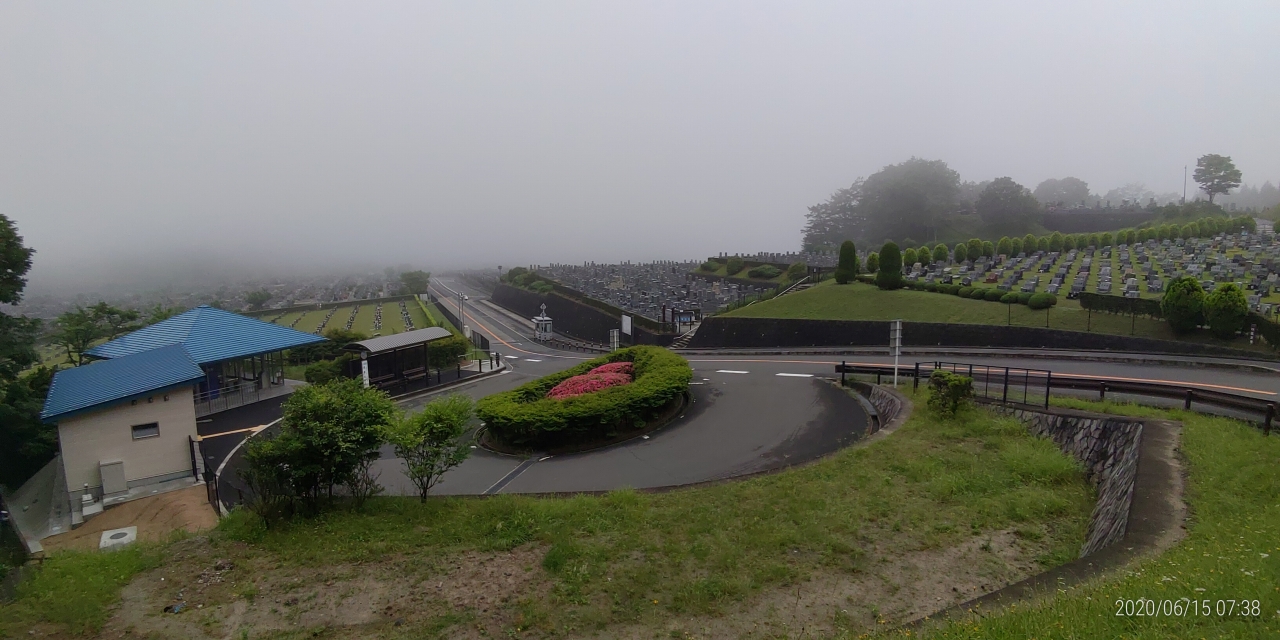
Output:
[41, 485, 218, 553]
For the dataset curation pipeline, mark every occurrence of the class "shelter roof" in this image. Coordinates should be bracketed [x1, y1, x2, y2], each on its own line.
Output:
[85, 305, 327, 365]
[41, 344, 205, 423]
[345, 327, 453, 354]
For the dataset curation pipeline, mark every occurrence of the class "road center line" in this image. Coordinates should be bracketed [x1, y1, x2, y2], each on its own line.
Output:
[776, 373, 814, 378]
[716, 370, 749, 374]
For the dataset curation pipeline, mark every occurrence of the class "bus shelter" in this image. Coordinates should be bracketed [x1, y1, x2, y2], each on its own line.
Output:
[344, 327, 456, 394]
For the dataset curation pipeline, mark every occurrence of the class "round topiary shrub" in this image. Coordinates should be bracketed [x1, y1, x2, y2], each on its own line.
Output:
[1027, 292, 1057, 310]
[983, 289, 1005, 301]
[476, 346, 691, 449]
[1016, 292, 1034, 305]
[958, 286, 975, 298]
[1000, 292, 1018, 303]
[924, 282, 939, 292]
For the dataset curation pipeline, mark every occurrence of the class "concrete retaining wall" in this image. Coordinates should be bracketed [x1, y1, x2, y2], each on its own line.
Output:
[986, 402, 1143, 557]
[688, 316, 1269, 359]
[845, 380, 904, 434]
[490, 284, 675, 346]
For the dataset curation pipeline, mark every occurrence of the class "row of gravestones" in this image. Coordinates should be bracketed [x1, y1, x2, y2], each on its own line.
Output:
[901, 232, 1279, 314]
[540, 261, 772, 321]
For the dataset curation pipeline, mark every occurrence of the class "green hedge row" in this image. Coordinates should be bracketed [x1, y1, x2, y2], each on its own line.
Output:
[476, 346, 692, 448]
[1078, 291, 1162, 317]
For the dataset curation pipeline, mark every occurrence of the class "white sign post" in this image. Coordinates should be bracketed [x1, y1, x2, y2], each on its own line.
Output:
[890, 319, 903, 387]
[609, 329, 620, 351]
[360, 352, 370, 388]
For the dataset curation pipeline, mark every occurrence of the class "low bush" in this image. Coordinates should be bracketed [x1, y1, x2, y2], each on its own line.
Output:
[928, 369, 973, 415]
[1017, 292, 1034, 304]
[983, 288, 1005, 301]
[924, 282, 939, 292]
[428, 335, 471, 365]
[476, 346, 692, 449]
[1028, 292, 1058, 310]
[1000, 292, 1018, 303]
[699, 261, 718, 272]
[958, 286, 975, 298]
[747, 265, 783, 279]
[725, 257, 745, 276]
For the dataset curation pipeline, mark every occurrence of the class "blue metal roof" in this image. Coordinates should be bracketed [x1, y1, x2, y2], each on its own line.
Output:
[84, 305, 327, 365]
[41, 344, 206, 423]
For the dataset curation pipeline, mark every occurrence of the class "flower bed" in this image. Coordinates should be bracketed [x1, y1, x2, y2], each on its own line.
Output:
[546, 371, 632, 399]
[477, 346, 691, 449]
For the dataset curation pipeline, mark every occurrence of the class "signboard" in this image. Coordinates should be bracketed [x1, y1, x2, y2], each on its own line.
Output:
[360, 354, 370, 388]
[889, 319, 903, 386]
[889, 319, 903, 356]
[621, 314, 633, 336]
[609, 329, 620, 351]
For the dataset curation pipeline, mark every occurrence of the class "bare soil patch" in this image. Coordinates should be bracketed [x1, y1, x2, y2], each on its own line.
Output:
[94, 525, 1060, 639]
[40, 485, 217, 553]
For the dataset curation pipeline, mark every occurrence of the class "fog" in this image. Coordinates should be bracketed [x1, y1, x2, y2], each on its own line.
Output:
[3, 2, 1278, 294]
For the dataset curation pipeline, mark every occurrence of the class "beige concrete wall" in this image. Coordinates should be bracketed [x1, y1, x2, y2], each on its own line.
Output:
[57, 385, 198, 496]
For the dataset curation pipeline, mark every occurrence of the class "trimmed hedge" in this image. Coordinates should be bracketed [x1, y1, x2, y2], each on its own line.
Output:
[476, 346, 692, 448]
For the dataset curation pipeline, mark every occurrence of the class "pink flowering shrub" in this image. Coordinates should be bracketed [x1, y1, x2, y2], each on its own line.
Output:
[590, 362, 633, 376]
[546, 366, 634, 399]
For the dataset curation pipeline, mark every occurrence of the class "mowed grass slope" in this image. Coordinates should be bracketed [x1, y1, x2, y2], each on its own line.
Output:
[0, 389, 1093, 636]
[726, 280, 1263, 350]
[920, 401, 1280, 640]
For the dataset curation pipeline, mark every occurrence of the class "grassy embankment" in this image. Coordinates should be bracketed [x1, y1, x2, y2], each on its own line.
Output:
[726, 280, 1269, 352]
[0, 389, 1093, 636]
[697, 262, 789, 284]
[919, 400, 1280, 639]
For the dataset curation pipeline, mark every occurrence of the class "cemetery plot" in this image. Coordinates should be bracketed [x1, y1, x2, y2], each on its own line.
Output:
[539, 260, 765, 321]
[264, 299, 427, 335]
[902, 231, 1280, 318]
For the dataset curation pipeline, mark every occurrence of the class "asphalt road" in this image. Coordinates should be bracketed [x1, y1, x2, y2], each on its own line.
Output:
[202, 276, 1280, 503]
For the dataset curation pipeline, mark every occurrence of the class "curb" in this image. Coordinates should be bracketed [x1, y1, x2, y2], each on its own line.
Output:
[674, 347, 1280, 374]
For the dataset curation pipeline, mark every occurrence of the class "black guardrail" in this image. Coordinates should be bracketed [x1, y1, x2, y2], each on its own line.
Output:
[836, 360, 1277, 435]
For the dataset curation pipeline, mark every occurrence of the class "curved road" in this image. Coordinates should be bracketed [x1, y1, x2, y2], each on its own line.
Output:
[208, 277, 1280, 504]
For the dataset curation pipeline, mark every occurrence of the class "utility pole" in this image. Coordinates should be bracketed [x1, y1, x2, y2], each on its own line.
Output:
[1182, 165, 1188, 205]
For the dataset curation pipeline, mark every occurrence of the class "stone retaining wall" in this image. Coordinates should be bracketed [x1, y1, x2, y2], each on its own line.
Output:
[985, 402, 1143, 557]
[846, 381, 904, 434]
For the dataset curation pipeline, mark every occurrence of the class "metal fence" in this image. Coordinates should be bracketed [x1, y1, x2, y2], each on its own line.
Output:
[835, 360, 1276, 434]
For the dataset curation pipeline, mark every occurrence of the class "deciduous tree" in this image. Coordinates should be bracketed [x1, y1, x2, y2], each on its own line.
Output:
[389, 395, 474, 502]
[1193, 154, 1242, 204]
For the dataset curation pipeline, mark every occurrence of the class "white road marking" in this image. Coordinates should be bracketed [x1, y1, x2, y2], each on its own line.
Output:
[689, 382, 706, 385]
[776, 373, 814, 378]
[716, 370, 749, 374]
[505, 356, 519, 360]
[524, 359, 543, 362]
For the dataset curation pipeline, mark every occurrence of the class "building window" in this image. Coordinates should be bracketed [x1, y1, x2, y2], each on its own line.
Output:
[131, 422, 160, 440]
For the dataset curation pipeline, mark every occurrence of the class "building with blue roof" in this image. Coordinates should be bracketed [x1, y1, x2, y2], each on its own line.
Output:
[84, 305, 326, 416]
[35, 306, 331, 529]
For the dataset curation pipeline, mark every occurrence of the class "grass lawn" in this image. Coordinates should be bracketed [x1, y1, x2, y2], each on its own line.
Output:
[0, 520, 26, 581]
[272, 311, 307, 329]
[293, 309, 332, 334]
[406, 299, 432, 330]
[351, 303, 376, 334]
[0, 388, 1094, 637]
[920, 400, 1280, 639]
[726, 280, 1268, 352]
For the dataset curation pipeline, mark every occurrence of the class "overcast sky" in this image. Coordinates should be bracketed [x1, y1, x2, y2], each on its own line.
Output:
[4, 2, 1278, 294]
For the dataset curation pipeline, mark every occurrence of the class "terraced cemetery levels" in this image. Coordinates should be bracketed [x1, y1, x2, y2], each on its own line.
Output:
[255, 297, 432, 336]
[896, 231, 1280, 312]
